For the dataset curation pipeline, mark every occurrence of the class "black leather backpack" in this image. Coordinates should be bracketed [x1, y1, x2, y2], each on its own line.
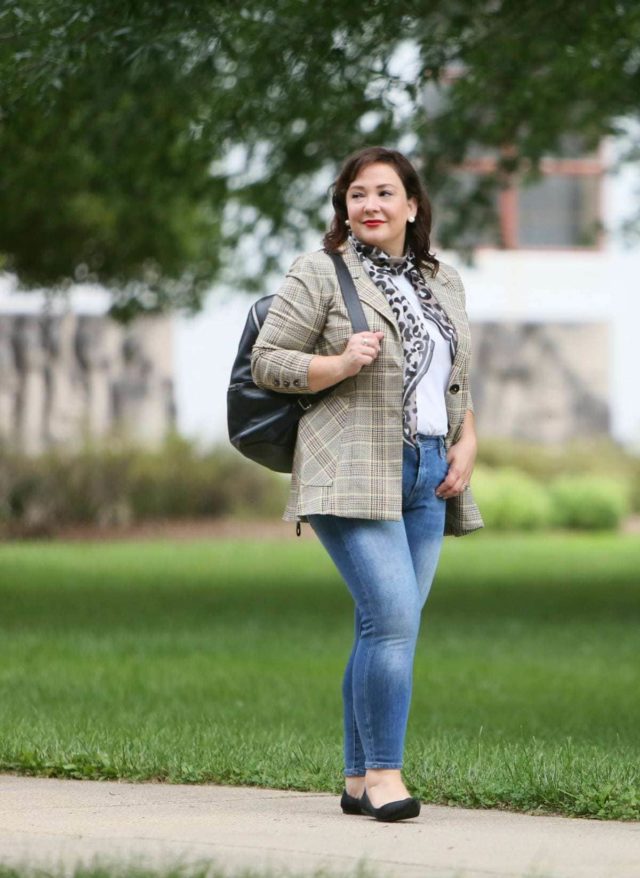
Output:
[227, 251, 368, 473]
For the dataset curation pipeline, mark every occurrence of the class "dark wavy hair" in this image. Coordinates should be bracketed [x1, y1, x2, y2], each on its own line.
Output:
[323, 146, 439, 276]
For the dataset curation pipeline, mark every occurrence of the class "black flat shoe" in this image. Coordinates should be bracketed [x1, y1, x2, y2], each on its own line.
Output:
[340, 788, 365, 815]
[360, 789, 421, 822]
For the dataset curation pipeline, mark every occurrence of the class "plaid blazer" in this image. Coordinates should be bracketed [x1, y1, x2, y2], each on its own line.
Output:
[251, 240, 484, 537]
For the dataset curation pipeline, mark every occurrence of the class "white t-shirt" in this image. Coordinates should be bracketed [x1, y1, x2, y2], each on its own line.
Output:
[392, 272, 453, 437]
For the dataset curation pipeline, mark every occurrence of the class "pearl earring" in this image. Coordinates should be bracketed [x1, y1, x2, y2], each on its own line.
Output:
[408, 216, 415, 223]
[345, 220, 351, 227]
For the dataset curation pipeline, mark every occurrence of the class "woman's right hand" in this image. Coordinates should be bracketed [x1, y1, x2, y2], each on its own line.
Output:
[340, 331, 385, 377]
[307, 330, 385, 392]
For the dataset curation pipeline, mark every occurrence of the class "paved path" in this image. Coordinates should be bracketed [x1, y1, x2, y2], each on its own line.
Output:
[1, 775, 639, 878]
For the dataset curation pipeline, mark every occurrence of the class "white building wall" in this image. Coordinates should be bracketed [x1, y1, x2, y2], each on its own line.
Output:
[447, 131, 640, 448]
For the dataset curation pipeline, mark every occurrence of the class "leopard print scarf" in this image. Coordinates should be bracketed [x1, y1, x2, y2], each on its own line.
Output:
[348, 231, 458, 446]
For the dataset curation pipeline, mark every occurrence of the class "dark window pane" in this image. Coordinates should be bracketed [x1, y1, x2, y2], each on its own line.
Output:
[518, 175, 600, 247]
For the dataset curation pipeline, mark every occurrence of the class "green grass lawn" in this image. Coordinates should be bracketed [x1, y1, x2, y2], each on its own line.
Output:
[0, 532, 638, 820]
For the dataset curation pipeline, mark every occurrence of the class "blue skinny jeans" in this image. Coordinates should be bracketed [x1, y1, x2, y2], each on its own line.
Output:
[308, 434, 448, 775]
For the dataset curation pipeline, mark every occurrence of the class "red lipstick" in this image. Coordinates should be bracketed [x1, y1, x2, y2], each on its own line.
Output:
[364, 220, 384, 226]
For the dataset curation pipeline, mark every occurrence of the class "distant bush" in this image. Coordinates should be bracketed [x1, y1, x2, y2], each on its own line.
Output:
[1, 435, 636, 538]
[0, 434, 288, 538]
[471, 465, 553, 531]
[477, 438, 640, 513]
[630, 470, 640, 517]
[549, 476, 630, 531]
[470, 464, 630, 532]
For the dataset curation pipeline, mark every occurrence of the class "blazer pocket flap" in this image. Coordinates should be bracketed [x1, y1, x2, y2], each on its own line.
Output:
[297, 394, 350, 486]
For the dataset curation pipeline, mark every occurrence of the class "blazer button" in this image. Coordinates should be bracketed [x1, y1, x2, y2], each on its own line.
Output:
[283, 380, 291, 387]
[293, 379, 301, 387]
[449, 383, 460, 394]
[273, 379, 280, 387]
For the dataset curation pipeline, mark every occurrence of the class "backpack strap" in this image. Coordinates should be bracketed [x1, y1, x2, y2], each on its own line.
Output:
[325, 251, 370, 334]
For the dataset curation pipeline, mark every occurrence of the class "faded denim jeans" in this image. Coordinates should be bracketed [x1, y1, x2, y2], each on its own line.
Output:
[308, 434, 448, 774]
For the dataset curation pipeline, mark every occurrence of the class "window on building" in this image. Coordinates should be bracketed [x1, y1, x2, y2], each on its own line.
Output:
[452, 145, 603, 250]
[424, 75, 603, 251]
[516, 166, 601, 248]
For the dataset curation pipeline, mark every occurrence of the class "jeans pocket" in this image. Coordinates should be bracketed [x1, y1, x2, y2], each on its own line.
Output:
[428, 447, 449, 496]
[402, 444, 420, 507]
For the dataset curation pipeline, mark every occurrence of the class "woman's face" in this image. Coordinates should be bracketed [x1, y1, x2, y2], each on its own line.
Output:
[345, 162, 417, 257]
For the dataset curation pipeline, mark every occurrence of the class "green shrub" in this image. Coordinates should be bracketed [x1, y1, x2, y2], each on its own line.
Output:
[1, 435, 636, 538]
[1, 445, 137, 532]
[477, 438, 640, 513]
[0, 435, 288, 537]
[125, 435, 287, 521]
[549, 475, 630, 531]
[630, 461, 640, 515]
[471, 464, 630, 532]
[471, 465, 553, 531]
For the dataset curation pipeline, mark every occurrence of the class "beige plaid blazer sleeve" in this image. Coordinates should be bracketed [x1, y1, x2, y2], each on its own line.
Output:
[250, 254, 333, 394]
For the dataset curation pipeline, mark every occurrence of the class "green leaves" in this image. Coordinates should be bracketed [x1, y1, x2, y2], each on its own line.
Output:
[2, 0, 640, 312]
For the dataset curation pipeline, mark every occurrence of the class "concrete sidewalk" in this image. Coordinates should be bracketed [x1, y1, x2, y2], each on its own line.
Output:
[0, 775, 638, 878]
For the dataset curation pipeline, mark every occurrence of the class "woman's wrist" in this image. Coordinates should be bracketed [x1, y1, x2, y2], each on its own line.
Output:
[457, 409, 477, 444]
[307, 354, 349, 393]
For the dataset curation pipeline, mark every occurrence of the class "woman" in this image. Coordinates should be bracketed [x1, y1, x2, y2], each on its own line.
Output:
[251, 146, 483, 823]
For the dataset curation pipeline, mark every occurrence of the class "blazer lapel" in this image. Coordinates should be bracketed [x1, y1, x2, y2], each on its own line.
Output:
[338, 243, 400, 332]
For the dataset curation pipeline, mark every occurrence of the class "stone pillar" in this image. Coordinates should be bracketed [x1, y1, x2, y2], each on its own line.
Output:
[12, 316, 47, 455]
[113, 322, 174, 444]
[0, 318, 18, 444]
[75, 315, 112, 439]
[43, 313, 86, 447]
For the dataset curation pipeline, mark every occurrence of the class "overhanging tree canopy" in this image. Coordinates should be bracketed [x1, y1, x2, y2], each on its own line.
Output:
[2, 0, 639, 317]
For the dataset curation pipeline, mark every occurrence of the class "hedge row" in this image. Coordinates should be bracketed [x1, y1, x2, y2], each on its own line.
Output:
[476, 437, 640, 513]
[0, 436, 636, 537]
[471, 465, 631, 531]
[0, 434, 288, 537]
